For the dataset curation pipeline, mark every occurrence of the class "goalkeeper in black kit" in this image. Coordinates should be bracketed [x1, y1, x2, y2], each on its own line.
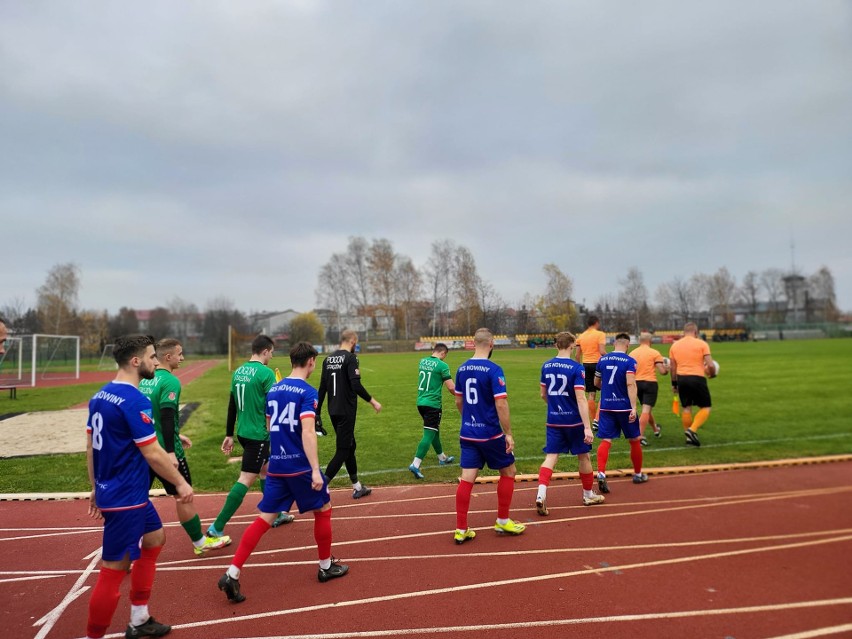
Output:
[316, 329, 382, 499]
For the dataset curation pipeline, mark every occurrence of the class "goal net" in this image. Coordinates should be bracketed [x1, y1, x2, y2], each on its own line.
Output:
[0, 334, 80, 387]
[98, 344, 117, 370]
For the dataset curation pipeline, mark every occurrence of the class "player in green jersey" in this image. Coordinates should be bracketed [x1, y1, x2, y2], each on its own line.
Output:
[408, 343, 456, 479]
[207, 335, 293, 538]
[141, 338, 231, 556]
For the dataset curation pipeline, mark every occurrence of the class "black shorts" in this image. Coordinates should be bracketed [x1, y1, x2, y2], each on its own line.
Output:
[678, 375, 712, 409]
[418, 405, 443, 431]
[583, 363, 598, 393]
[150, 456, 192, 496]
[238, 435, 270, 474]
[636, 381, 659, 407]
[330, 413, 356, 448]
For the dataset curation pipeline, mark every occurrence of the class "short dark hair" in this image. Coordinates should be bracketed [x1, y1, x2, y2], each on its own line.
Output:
[615, 332, 631, 342]
[251, 335, 275, 354]
[587, 316, 599, 327]
[155, 337, 181, 357]
[114, 334, 154, 366]
[433, 343, 449, 354]
[290, 341, 318, 367]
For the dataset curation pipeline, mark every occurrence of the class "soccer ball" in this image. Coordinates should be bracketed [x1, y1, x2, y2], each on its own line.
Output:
[706, 360, 720, 378]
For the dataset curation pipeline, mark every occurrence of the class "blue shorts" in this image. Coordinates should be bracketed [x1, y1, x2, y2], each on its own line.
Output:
[460, 437, 515, 471]
[597, 411, 641, 440]
[258, 472, 330, 514]
[543, 425, 592, 456]
[101, 501, 162, 562]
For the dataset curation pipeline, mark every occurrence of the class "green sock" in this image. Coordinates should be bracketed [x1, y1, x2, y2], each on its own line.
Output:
[214, 482, 249, 532]
[415, 430, 437, 460]
[432, 432, 444, 456]
[181, 514, 203, 543]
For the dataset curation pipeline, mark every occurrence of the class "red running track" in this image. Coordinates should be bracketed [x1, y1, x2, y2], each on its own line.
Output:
[1, 461, 851, 639]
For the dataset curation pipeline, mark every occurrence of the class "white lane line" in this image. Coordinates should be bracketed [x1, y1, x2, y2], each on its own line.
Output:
[33, 547, 101, 639]
[207, 600, 852, 639]
[108, 533, 852, 636]
[0, 575, 65, 584]
[763, 624, 852, 639]
[157, 485, 851, 567]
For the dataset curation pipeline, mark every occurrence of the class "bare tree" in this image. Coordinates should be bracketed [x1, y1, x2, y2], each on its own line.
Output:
[537, 263, 576, 332]
[739, 271, 760, 318]
[453, 245, 482, 335]
[169, 297, 201, 341]
[36, 262, 80, 334]
[617, 266, 649, 335]
[760, 268, 785, 322]
[315, 253, 352, 335]
[395, 256, 422, 340]
[705, 267, 738, 327]
[148, 307, 172, 339]
[367, 238, 398, 337]
[656, 275, 704, 323]
[808, 266, 839, 321]
[424, 239, 455, 336]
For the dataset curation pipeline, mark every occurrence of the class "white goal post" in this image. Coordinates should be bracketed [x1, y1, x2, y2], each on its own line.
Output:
[0, 334, 80, 387]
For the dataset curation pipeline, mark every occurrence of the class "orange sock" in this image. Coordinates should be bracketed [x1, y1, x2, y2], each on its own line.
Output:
[681, 412, 693, 430]
[639, 413, 649, 436]
[588, 399, 597, 421]
[690, 408, 711, 431]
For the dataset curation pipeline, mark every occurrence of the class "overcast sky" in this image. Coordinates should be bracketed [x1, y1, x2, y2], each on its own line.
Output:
[2, 1, 850, 318]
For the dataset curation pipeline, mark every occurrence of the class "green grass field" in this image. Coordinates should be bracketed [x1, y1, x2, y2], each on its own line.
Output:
[1, 339, 851, 494]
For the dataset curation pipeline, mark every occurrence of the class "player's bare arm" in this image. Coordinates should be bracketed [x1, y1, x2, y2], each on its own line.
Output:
[444, 379, 456, 394]
[370, 398, 382, 413]
[495, 397, 514, 453]
[627, 375, 638, 422]
[455, 394, 463, 414]
[85, 433, 102, 520]
[301, 416, 324, 491]
[594, 372, 602, 390]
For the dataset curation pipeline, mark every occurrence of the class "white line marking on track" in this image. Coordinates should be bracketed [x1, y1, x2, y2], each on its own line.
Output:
[33, 548, 101, 639]
[763, 623, 852, 639]
[156, 484, 851, 567]
[112, 534, 852, 636]
[0, 575, 65, 584]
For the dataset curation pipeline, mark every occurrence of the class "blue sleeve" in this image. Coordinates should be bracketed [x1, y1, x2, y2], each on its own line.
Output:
[125, 396, 157, 444]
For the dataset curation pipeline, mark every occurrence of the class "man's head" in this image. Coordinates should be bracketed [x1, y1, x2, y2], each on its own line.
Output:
[555, 331, 576, 351]
[473, 328, 494, 358]
[587, 315, 600, 329]
[113, 334, 157, 379]
[683, 322, 698, 336]
[433, 343, 449, 360]
[155, 338, 184, 372]
[251, 335, 275, 364]
[0, 316, 7, 357]
[340, 329, 358, 352]
[614, 332, 631, 352]
[290, 341, 318, 375]
[639, 331, 653, 345]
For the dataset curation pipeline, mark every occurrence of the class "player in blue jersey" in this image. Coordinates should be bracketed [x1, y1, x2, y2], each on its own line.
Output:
[84, 334, 194, 639]
[218, 342, 348, 604]
[453, 328, 525, 544]
[535, 331, 605, 516]
[594, 332, 646, 494]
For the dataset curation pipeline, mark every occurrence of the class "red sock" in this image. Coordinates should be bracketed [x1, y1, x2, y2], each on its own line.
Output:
[497, 475, 514, 520]
[456, 479, 474, 530]
[537, 466, 553, 486]
[130, 545, 162, 606]
[580, 471, 594, 491]
[630, 439, 643, 474]
[596, 440, 612, 474]
[87, 566, 125, 639]
[313, 508, 332, 561]
[232, 517, 271, 569]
